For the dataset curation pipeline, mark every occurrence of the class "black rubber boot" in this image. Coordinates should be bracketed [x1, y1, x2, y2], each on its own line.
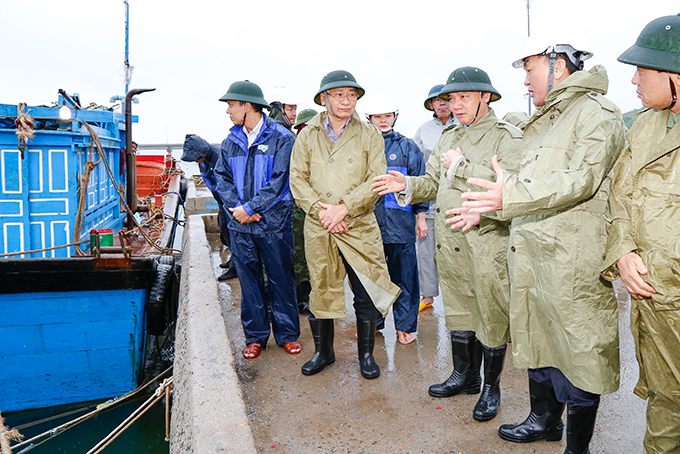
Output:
[356, 317, 380, 379]
[473, 344, 507, 422]
[428, 334, 482, 397]
[218, 262, 238, 281]
[498, 378, 565, 443]
[301, 318, 335, 375]
[563, 403, 598, 454]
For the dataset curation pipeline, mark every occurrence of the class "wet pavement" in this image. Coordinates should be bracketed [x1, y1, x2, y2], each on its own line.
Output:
[209, 234, 646, 454]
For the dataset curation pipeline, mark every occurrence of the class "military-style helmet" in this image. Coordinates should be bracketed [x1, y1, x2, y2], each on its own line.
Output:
[294, 108, 318, 128]
[438, 67, 501, 102]
[219, 80, 269, 107]
[618, 14, 680, 74]
[424, 84, 445, 111]
[314, 70, 365, 105]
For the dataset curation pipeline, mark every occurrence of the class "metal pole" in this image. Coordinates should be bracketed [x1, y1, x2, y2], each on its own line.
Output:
[125, 88, 156, 228]
[124, 0, 130, 95]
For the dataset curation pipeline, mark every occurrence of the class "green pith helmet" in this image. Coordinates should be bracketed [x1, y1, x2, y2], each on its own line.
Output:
[424, 84, 445, 111]
[314, 70, 365, 105]
[618, 14, 680, 73]
[219, 80, 269, 107]
[438, 66, 501, 102]
[294, 108, 318, 128]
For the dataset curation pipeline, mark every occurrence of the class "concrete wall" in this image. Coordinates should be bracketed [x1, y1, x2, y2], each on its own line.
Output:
[170, 213, 257, 454]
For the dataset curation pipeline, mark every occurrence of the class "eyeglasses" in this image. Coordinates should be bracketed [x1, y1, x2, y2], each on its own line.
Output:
[325, 91, 358, 102]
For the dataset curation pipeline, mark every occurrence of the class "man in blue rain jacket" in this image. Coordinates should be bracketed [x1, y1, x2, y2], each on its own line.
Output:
[213, 80, 301, 359]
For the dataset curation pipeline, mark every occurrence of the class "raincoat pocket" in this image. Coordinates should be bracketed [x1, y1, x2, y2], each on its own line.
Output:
[645, 248, 680, 311]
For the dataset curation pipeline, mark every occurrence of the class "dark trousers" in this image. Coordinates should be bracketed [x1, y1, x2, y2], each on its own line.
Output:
[376, 243, 419, 332]
[528, 367, 600, 407]
[230, 229, 300, 346]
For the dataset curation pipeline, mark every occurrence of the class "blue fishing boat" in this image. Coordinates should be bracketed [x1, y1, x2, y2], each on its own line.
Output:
[0, 91, 183, 413]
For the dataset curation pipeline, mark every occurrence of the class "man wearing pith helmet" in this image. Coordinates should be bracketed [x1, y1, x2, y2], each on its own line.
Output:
[213, 80, 301, 360]
[454, 34, 626, 453]
[372, 66, 522, 422]
[602, 14, 680, 453]
[412, 84, 457, 313]
[289, 70, 400, 380]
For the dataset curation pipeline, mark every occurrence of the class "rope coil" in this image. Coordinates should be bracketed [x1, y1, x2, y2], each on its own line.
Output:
[14, 103, 35, 158]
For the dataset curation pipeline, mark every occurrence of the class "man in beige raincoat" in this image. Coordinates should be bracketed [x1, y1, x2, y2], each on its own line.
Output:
[289, 70, 400, 380]
[603, 14, 680, 454]
[372, 67, 522, 422]
[455, 39, 625, 454]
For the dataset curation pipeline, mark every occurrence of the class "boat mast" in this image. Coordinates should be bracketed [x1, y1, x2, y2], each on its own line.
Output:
[124, 0, 131, 95]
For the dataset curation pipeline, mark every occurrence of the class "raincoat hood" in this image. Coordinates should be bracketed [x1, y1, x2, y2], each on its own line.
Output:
[543, 65, 609, 108]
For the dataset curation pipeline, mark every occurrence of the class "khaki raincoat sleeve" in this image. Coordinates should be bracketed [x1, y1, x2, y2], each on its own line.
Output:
[500, 106, 623, 220]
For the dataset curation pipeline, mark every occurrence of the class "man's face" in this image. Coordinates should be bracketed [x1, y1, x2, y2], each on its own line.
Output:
[284, 104, 297, 124]
[447, 91, 489, 125]
[369, 113, 396, 133]
[226, 100, 247, 125]
[320, 87, 357, 121]
[523, 55, 550, 107]
[632, 67, 674, 110]
[430, 97, 452, 120]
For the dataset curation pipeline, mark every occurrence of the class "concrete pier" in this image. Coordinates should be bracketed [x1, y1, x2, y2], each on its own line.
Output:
[170, 209, 257, 454]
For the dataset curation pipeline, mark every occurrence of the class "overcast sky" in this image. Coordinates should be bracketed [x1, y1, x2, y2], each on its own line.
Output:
[2, 1, 678, 145]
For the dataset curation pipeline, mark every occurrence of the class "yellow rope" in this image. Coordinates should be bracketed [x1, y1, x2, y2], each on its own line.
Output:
[85, 377, 173, 454]
[0, 239, 89, 258]
[10, 367, 172, 452]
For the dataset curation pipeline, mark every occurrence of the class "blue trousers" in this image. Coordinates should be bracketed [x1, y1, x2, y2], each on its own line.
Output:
[529, 367, 600, 407]
[230, 229, 300, 346]
[377, 243, 419, 333]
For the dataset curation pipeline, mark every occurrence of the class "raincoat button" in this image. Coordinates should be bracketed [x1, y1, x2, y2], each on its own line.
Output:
[436, 208, 440, 213]
[326, 192, 332, 197]
[459, 160, 465, 166]
[550, 115, 555, 120]
[591, 92, 598, 96]
[524, 178, 531, 183]
[511, 246, 516, 252]
[329, 158, 333, 163]
[348, 226, 353, 230]
[348, 158, 353, 163]
[437, 244, 441, 249]
[535, 155, 539, 161]
[454, 247, 460, 252]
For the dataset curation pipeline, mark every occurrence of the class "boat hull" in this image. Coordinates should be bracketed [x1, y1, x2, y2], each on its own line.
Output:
[0, 257, 154, 412]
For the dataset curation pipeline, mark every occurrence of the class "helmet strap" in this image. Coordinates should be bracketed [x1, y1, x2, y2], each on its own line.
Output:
[324, 92, 341, 119]
[465, 93, 483, 127]
[282, 104, 293, 127]
[548, 51, 557, 93]
[668, 73, 678, 111]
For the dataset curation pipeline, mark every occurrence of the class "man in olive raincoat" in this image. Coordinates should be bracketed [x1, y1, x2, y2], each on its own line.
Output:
[289, 70, 400, 380]
[603, 14, 680, 454]
[372, 67, 522, 422]
[457, 40, 625, 454]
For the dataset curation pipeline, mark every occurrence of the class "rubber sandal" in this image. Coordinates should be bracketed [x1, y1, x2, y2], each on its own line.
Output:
[283, 341, 301, 354]
[397, 330, 416, 345]
[419, 298, 434, 312]
[243, 343, 262, 359]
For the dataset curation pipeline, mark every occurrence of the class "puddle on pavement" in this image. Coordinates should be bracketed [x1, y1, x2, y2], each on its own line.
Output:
[208, 232, 646, 453]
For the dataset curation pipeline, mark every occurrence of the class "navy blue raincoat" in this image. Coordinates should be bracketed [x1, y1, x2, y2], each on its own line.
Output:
[374, 130, 428, 243]
[213, 114, 299, 346]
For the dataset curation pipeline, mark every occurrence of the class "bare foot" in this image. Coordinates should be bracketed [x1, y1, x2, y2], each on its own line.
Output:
[397, 330, 415, 345]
